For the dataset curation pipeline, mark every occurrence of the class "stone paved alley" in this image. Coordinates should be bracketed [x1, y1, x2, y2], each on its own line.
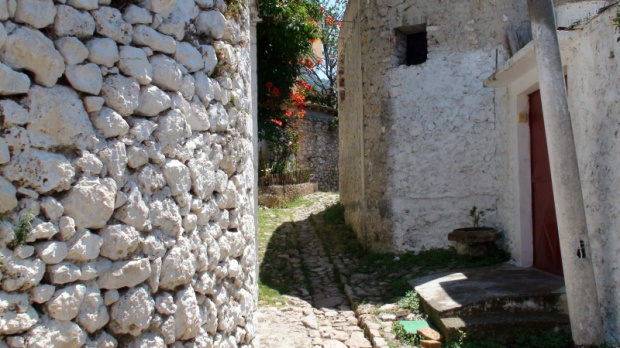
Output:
[256, 193, 374, 348]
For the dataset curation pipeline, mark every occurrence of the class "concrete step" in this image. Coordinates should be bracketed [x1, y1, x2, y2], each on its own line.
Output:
[439, 312, 570, 345]
[409, 264, 567, 325]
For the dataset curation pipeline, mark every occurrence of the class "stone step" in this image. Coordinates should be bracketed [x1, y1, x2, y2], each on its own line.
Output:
[410, 265, 567, 325]
[439, 312, 570, 345]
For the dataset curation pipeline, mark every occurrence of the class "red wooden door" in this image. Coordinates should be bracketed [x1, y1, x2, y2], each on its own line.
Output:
[529, 90, 563, 276]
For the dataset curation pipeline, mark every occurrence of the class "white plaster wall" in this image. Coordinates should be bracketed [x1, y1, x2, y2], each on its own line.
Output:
[382, 1, 530, 252]
[567, 10, 620, 343]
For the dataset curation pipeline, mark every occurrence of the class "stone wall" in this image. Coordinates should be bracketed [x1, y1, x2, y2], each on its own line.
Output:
[0, 0, 258, 346]
[339, 0, 530, 252]
[297, 106, 338, 191]
[565, 9, 620, 342]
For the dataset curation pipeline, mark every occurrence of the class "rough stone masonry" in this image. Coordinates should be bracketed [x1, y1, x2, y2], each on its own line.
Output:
[0, 0, 257, 346]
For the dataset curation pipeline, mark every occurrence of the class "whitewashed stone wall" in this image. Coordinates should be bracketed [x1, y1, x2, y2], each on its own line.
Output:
[0, 0, 258, 346]
[562, 10, 620, 343]
[339, 0, 530, 252]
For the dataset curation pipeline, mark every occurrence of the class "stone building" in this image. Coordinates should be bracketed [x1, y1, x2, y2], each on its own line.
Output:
[339, 0, 620, 342]
[297, 104, 339, 191]
[0, 0, 260, 346]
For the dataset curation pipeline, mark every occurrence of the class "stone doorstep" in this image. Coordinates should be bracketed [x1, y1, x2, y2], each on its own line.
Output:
[439, 312, 570, 345]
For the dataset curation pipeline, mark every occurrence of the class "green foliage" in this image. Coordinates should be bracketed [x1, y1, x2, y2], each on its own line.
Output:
[613, 3, 620, 40]
[328, 116, 338, 132]
[446, 331, 504, 348]
[224, 0, 246, 19]
[397, 290, 420, 314]
[257, 0, 322, 167]
[469, 206, 485, 227]
[392, 321, 421, 346]
[9, 210, 35, 248]
[512, 329, 569, 348]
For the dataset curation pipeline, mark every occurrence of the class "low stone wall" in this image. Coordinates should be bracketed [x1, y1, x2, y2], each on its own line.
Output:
[258, 183, 318, 207]
[0, 0, 257, 346]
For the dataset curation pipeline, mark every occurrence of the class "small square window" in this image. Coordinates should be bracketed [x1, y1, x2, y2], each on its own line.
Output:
[395, 25, 427, 66]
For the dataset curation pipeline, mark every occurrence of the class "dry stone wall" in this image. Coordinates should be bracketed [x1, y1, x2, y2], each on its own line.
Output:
[297, 108, 338, 192]
[0, 0, 257, 346]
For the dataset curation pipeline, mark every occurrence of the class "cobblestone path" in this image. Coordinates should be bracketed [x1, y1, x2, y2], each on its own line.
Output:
[256, 193, 373, 348]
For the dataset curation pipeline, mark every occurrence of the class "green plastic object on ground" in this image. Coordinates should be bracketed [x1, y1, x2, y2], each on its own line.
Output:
[399, 320, 430, 334]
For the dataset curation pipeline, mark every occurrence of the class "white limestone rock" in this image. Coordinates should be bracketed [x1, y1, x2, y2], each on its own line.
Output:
[46, 284, 86, 321]
[149, 54, 183, 91]
[99, 224, 140, 260]
[135, 85, 172, 116]
[142, 235, 165, 259]
[174, 42, 203, 72]
[202, 45, 217, 74]
[55, 37, 89, 66]
[26, 85, 97, 150]
[192, 271, 214, 295]
[130, 118, 158, 142]
[84, 96, 105, 112]
[125, 334, 166, 348]
[67, 0, 98, 10]
[159, 237, 196, 290]
[188, 155, 216, 200]
[40, 197, 64, 221]
[87, 38, 119, 67]
[154, 109, 191, 155]
[109, 286, 154, 336]
[208, 101, 229, 132]
[102, 74, 140, 116]
[76, 286, 109, 333]
[13, 245, 34, 259]
[159, 11, 186, 41]
[193, 71, 214, 103]
[14, 0, 56, 28]
[25, 316, 86, 348]
[4, 149, 75, 194]
[92, 6, 132, 44]
[0, 62, 30, 95]
[174, 285, 201, 340]
[75, 152, 103, 176]
[54, 4, 95, 37]
[61, 177, 117, 229]
[119, 45, 152, 84]
[142, 0, 176, 16]
[0, 177, 17, 213]
[91, 107, 130, 138]
[180, 74, 195, 98]
[195, 10, 226, 39]
[132, 25, 176, 54]
[149, 198, 182, 237]
[31, 284, 55, 303]
[160, 315, 175, 344]
[127, 145, 149, 168]
[98, 258, 151, 290]
[137, 164, 166, 195]
[66, 228, 103, 261]
[104, 290, 119, 306]
[85, 331, 118, 348]
[114, 183, 150, 231]
[99, 140, 128, 187]
[186, 98, 210, 131]
[0, 0, 7, 20]
[155, 293, 176, 315]
[0, 291, 38, 335]
[147, 257, 161, 292]
[123, 5, 152, 24]
[47, 262, 82, 285]
[80, 263, 98, 281]
[35, 241, 68, 264]
[65, 63, 103, 95]
[0, 27, 64, 87]
[58, 216, 76, 241]
[162, 159, 191, 195]
[1, 250, 45, 291]
[0, 100, 28, 127]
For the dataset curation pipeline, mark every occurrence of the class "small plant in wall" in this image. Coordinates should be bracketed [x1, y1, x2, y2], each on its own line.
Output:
[8, 209, 35, 248]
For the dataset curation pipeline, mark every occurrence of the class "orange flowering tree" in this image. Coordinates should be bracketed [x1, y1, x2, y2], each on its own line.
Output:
[257, 0, 322, 174]
[303, 0, 345, 108]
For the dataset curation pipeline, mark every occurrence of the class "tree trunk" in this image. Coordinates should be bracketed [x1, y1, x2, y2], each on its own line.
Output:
[526, 0, 604, 344]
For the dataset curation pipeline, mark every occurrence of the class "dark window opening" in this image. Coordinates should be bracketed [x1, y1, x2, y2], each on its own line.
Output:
[395, 24, 427, 66]
[406, 32, 428, 66]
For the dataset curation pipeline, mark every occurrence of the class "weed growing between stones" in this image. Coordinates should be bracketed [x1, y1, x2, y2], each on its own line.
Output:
[396, 290, 420, 314]
[392, 321, 420, 346]
[8, 209, 35, 248]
